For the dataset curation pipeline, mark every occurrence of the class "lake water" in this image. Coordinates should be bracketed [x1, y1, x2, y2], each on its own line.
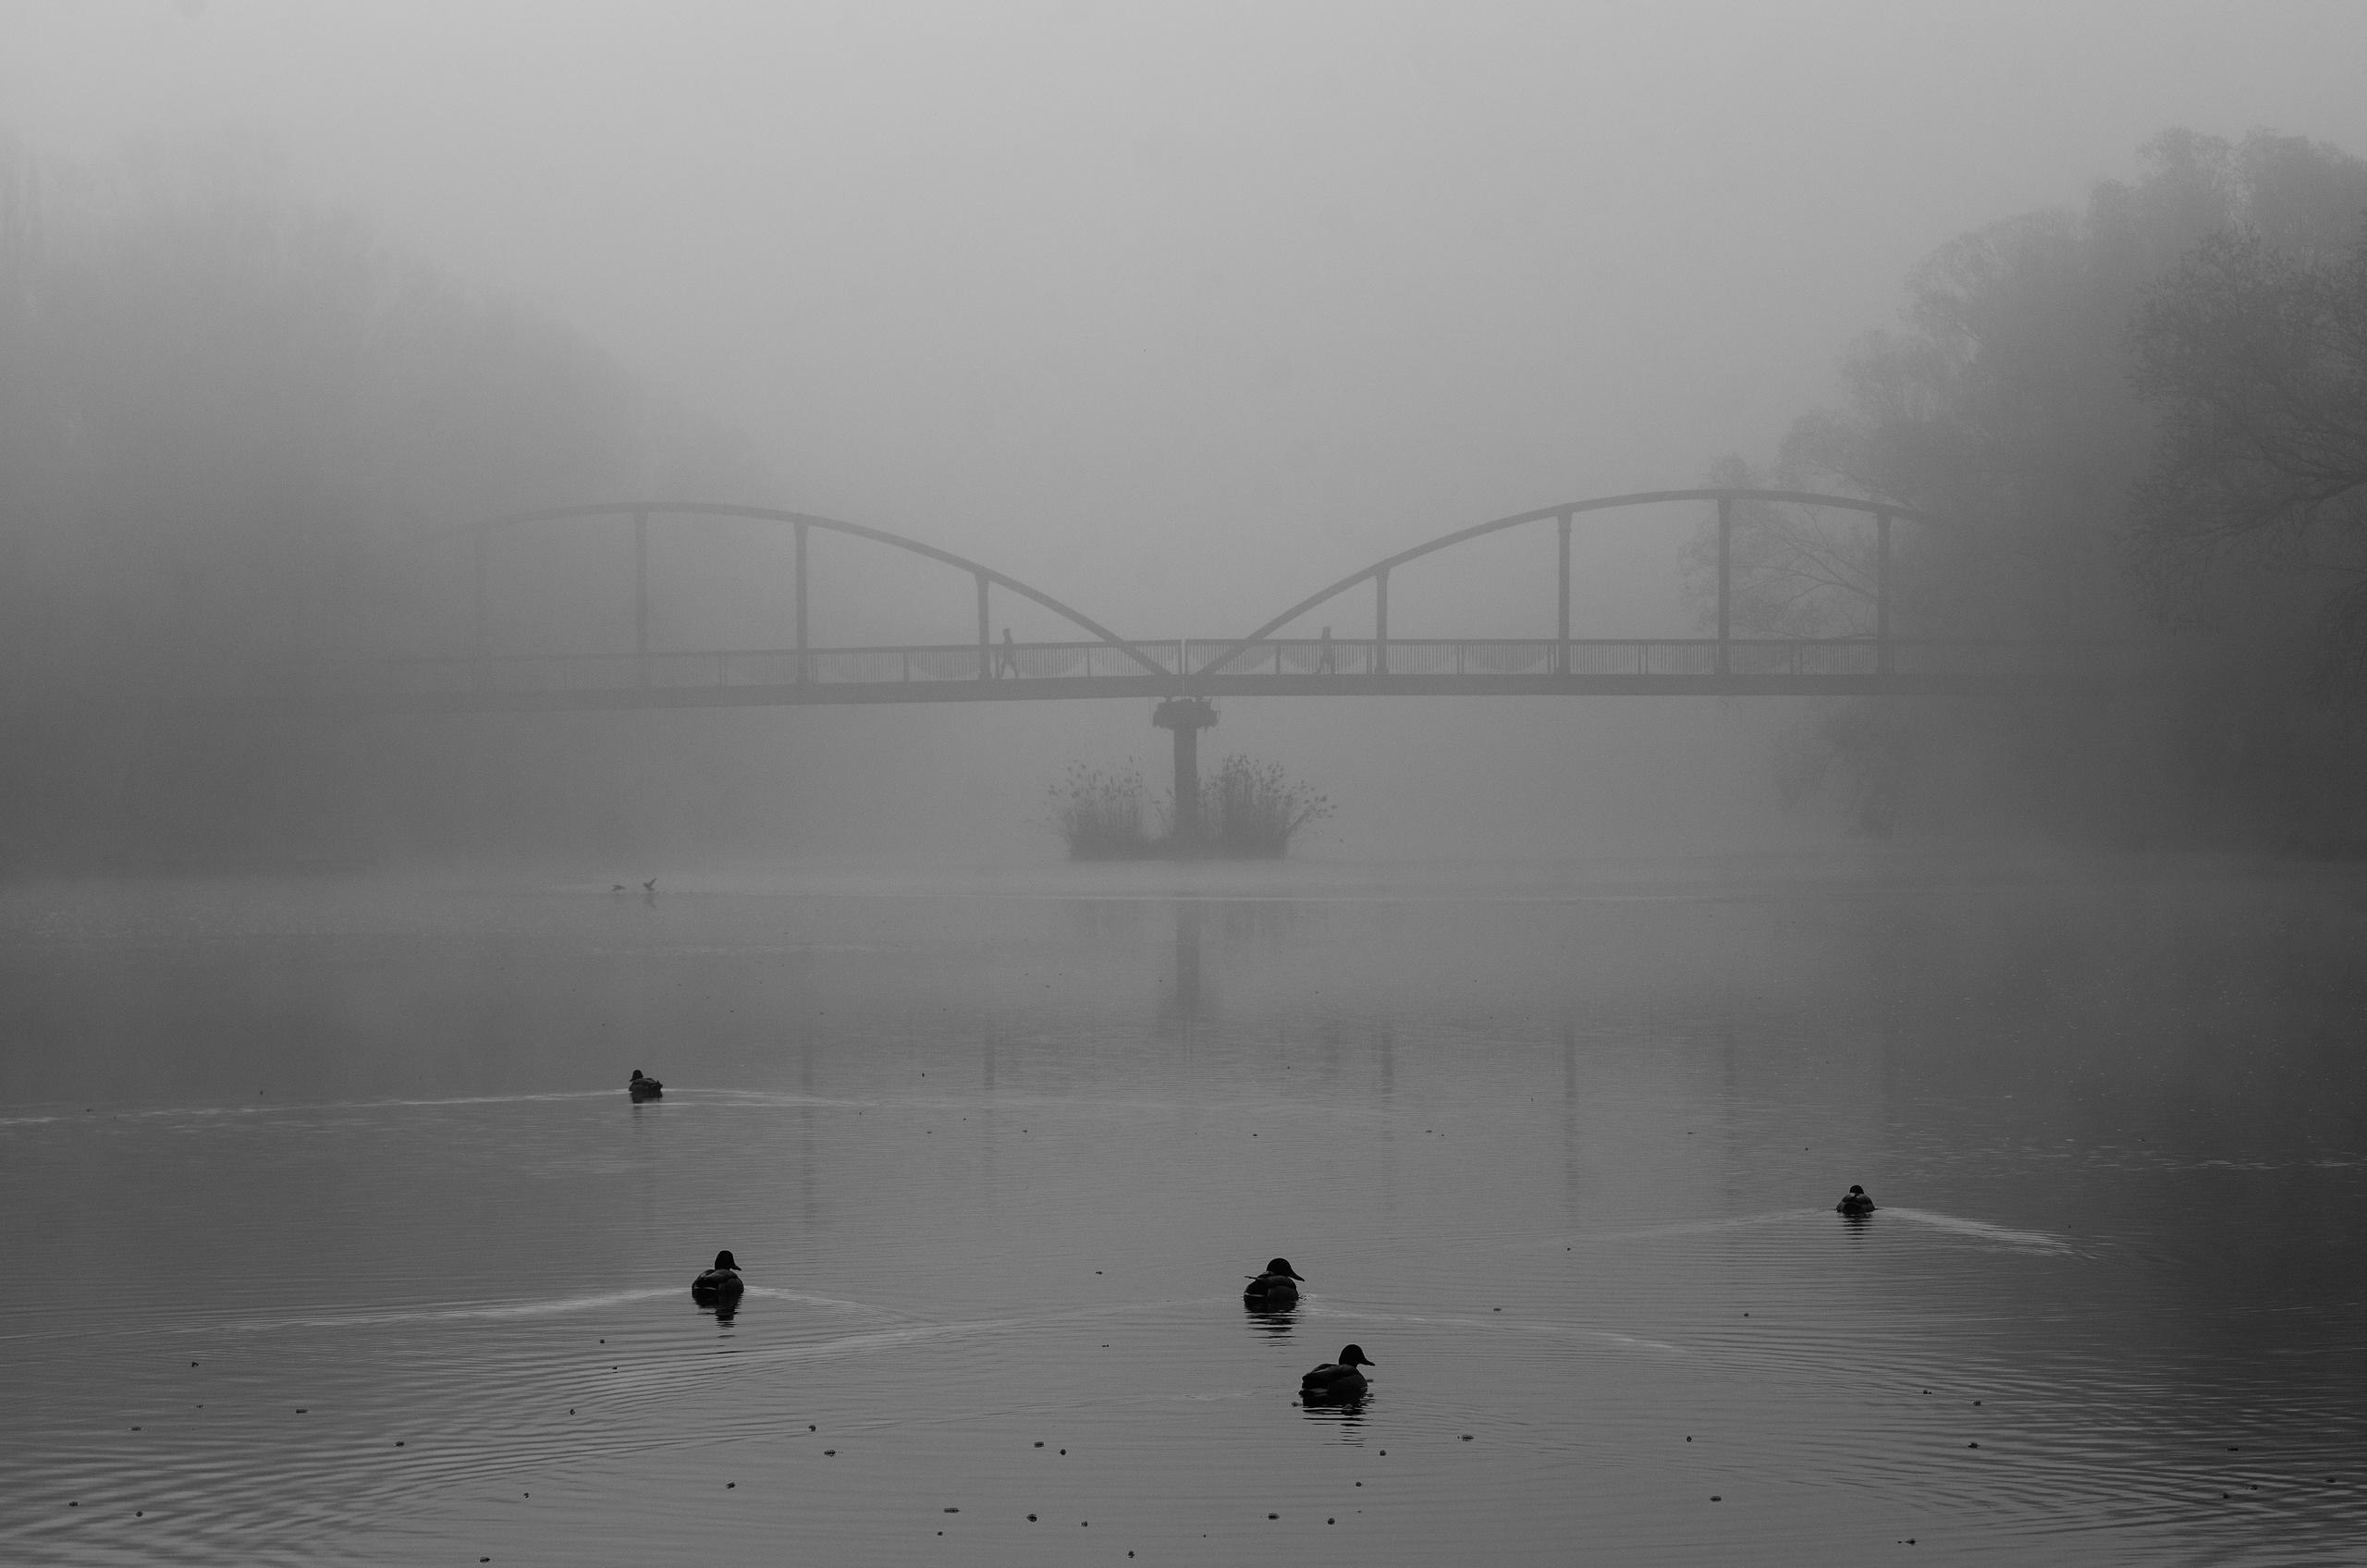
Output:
[4, 858, 2364, 1565]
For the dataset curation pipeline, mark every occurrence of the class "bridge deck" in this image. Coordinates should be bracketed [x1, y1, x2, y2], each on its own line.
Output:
[329, 637, 2140, 713]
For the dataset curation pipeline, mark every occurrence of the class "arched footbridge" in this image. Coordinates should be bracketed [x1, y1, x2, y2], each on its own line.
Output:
[345, 489, 2130, 717]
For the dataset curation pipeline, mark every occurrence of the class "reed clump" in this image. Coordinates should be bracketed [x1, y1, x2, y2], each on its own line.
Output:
[1186, 754, 1334, 858]
[1046, 763, 1155, 859]
[1049, 755, 1333, 859]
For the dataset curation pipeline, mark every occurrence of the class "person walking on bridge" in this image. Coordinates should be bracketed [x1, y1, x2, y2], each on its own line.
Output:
[1315, 625, 1335, 676]
[996, 627, 1020, 680]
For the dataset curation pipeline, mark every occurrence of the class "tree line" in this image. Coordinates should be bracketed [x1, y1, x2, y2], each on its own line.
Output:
[1695, 129, 2367, 849]
[0, 130, 783, 870]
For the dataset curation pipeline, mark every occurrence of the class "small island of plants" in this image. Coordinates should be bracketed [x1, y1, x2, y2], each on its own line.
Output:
[1048, 756, 1334, 860]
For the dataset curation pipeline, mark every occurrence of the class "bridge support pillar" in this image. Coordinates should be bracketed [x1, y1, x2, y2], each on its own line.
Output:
[633, 508, 650, 688]
[472, 525, 490, 692]
[976, 572, 991, 681]
[1875, 508, 1892, 675]
[1715, 496, 1733, 676]
[794, 521, 809, 683]
[1556, 511, 1572, 676]
[1153, 696, 1218, 850]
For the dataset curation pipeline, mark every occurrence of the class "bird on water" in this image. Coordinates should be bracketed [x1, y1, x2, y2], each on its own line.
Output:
[1244, 1257, 1304, 1309]
[692, 1250, 745, 1303]
[1300, 1344, 1374, 1402]
[628, 1070, 664, 1101]
[1835, 1184, 1876, 1216]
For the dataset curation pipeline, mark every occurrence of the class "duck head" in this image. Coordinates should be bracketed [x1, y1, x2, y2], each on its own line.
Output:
[1262, 1258, 1304, 1280]
[1333, 1344, 1374, 1368]
[711, 1250, 739, 1271]
[1847, 1184, 1866, 1196]
[629, 1070, 647, 1083]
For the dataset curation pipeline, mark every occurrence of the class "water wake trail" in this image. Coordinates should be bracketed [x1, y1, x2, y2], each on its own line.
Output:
[1877, 1207, 2075, 1254]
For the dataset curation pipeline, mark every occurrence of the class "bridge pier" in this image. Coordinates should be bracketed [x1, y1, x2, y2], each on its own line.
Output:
[1152, 696, 1218, 848]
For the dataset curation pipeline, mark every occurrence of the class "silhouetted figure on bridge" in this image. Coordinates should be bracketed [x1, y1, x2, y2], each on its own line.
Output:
[1315, 625, 1335, 675]
[997, 627, 1020, 679]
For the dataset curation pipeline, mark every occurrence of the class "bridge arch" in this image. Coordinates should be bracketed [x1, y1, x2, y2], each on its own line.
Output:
[1194, 488, 1932, 680]
[440, 501, 1174, 681]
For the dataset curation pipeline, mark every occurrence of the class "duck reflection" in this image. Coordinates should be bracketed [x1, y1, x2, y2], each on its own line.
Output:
[1244, 1305, 1296, 1338]
[1297, 1392, 1370, 1432]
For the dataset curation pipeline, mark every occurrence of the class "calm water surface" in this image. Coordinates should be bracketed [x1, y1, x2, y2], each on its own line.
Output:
[4, 859, 2364, 1565]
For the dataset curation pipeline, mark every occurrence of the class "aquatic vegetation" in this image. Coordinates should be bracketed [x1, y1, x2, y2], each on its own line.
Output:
[1049, 754, 1333, 859]
[1046, 763, 1156, 859]
[1185, 755, 1334, 858]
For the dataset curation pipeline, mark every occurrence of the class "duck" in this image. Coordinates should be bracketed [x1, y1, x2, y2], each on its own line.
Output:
[1835, 1184, 1876, 1216]
[1300, 1344, 1374, 1402]
[628, 1070, 664, 1101]
[691, 1250, 745, 1303]
[1243, 1257, 1304, 1309]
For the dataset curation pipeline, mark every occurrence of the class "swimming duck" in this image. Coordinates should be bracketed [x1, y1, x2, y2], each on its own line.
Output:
[628, 1070, 663, 1101]
[1835, 1184, 1876, 1216]
[1243, 1257, 1304, 1309]
[1300, 1344, 1374, 1402]
[691, 1250, 744, 1302]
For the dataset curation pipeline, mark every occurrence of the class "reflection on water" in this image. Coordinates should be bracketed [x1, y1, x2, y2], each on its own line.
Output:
[3, 860, 2365, 1565]
[1298, 1391, 1371, 1438]
[1244, 1305, 1296, 1341]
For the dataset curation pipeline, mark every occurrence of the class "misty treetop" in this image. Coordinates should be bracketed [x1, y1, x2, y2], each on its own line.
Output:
[0, 130, 766, 867]
[2129, 226, 2367, 671]
[1693, 129, 2367, 849]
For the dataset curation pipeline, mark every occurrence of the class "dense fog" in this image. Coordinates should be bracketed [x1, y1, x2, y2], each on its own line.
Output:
[4, 3, 2366, 868]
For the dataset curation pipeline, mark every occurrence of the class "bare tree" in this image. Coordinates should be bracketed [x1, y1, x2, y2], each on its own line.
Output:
[2129, 227, 2367, 681]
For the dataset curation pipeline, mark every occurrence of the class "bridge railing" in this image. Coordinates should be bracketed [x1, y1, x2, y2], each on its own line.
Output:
[326, 634, 2138, 698]
[331, 641, 1196, 695]
[1182, 637, 2141, 679]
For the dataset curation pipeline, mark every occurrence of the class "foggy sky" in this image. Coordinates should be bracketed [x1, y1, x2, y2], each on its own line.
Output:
[16, 1, 2367, 636]
[9, 1, 2367, 864]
